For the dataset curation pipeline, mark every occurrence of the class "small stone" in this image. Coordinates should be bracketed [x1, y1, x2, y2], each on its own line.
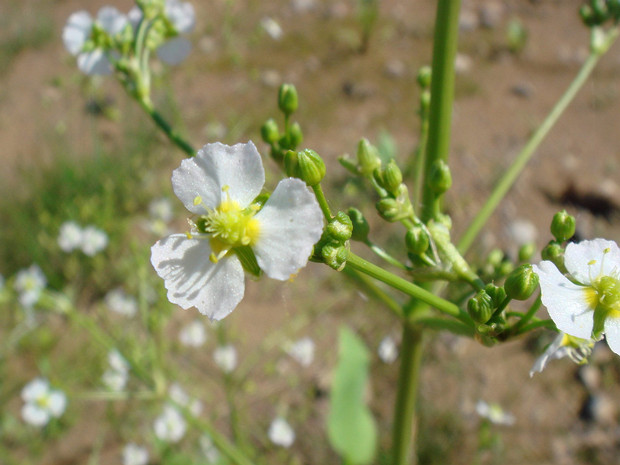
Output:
[291, 0, 317, 13]
[579, 394, 617, 425]
[479, 1, 504, 29]
[261, 69, 281, 88]
[577, 365, 601, 392]
[510, 83, 534, 99]
[454, 53, 473, 74]
[459, 8, 479, 31]
[384, 59, 406, 78]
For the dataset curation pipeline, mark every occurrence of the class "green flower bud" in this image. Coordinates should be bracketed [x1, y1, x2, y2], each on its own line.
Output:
[580, 4, 596, 26]
[427, 160, 452, 195]
[285, 149, 326, 186]
[347, 207, 370, 242]
[376, 198, 400, 221]
[484, 283, 507, 308]
[322, 244, 349, 271]
[541, 240, 565, 270]
[357, 138, 381, 177]
[261, 118, 279, 145]
[405, 226, 430, 255]
[498, 260, 514, 277]
[550, 210, 576, 242]
[327, 211, 353, 243]
[380, 160, 403, 197]
[468, 290, 494, 324]
[420, 91, 431, 112]
[487, 249, 504, 268]
[289, 122, 303, 148]
[504, 264, 539, 301]
[518, 242, 535, 262]
[591, 0, 609, 21]
[417, 66, 432, 89]
[278, 83, 298, 115]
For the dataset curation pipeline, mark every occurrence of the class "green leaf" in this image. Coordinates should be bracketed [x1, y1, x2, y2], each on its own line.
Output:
[327, 327, 377, 464]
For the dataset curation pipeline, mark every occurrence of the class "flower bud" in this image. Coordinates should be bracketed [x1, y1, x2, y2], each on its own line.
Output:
[468, 290, 494, 324]
[580, 4, 597, 26]
[327, 211, 353, 243]
[484, 283, 507, 308]
[376, 198, 399, 221]
[347, 207, 370, 242]
[550, 210, 575, 242]
[379, 160, 403, 197]
[285, 149, 326, 186]
[261, 118, 279, 145]
[405, 226, 429, 256]
[289, 122, 303, 148]
[278, 83, 298, 115]
[518, 242, 536, 262]
[541, 240, 564, 269]
[417, 66, 432, 89]
[322, 244, 349, 271]
[504, 264, 539, 301]
[357, 138, 381, 177]
[427, 160, 452, 195]
[420, 91, 431, 112]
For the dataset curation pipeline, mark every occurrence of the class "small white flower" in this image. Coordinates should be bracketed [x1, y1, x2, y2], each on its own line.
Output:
[63, 7, 128, 75]
[179, 320, 207, 347]
[268, 417, 295, 448]
[286, 337, 315, 367]
[165, 0, 196, 35]
[150, 142, 324, 320]
[378, 336, 398, 364]
[199, 435, 221, 463]
[103, 350, 130, 391]
[149, 198, 174, 223]
[21, 378, 67, 427]
[213, 345, 237, 373]
[533, 239, 620, 355]
[169, 383, 202, 416]
[14, 264, 47, 308]
[122, 443, 149, 465]
[80, 225, 108, 256]
[529, 332, 594, 377]
[261, 17, 283, 40]
[475, 400, 515, 426]
[58, 221, 84, 252]
[154, 405, 187, 443]
[105, 288, 138, 317]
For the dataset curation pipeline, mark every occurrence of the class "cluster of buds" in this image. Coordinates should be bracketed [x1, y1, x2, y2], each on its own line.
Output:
[580, 0, 620, 27]
[541, 210, 576, 272]
[314, 212, 353, 271]
[261, 84, 304, 165]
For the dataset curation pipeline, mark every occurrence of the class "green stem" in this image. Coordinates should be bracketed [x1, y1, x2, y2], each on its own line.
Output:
[420, 0, 461, 223]
[345, 252, 462, 319]
[342, 266, 403, 318]
[510, 294, 542, 334]
[364, 239, 409, 271]
[392, 321, 424, 465]
[457, 38, 617, 254]
[513, 318, 556, 335]
[312, 184, 333, 219]
[410, 315, 475, 337]
[137, 97, 196, 157]
[411, 91, 430, 210]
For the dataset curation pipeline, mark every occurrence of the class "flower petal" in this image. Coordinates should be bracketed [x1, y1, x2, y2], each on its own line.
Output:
[22, 403, 50, 427]
[150, 234, 245, 320]
[529, 333, 567, 377]
[534, 261, 594, 339]
[47, 391, 67, 417]
[97, 6, 128, 36]
[172, 142, 265, 213]
[21, 378, 49, 402]
[77, 49, 113, 75]
[604, 317, 620, 355]
[165, 0, 196, 34]
[565, 239, 620, 285]
[62, 11, 93, 56]
[253, 178, 323, 280]
[157, 37, 192, 65]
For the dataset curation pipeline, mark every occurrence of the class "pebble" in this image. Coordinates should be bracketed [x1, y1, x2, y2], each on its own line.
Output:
[384, 59, 406, 78]
[480, 1, 504, 29]
[510, 83, 534, 99]
[454, 53, 473, 74]
[459, 8, 479, 31]
[579, 394, 617, 425]
[577, 365, 601, 392]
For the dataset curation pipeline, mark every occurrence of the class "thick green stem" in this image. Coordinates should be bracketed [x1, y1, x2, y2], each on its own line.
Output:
[457, 35, 618, 254]
[312, 184, 333, 219]
[137, 98, 196, 157]
[420, 0, 461, 222]
[392, 321, 424, 465]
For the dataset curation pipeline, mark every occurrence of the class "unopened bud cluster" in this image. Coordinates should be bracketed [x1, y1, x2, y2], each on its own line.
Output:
[317, 212, 353, 271]
[580, 0, 620, 27]
[261, 84, 304, 164]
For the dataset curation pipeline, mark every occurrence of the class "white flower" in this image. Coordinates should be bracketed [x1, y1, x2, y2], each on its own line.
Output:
[179, 320, 207, 347]
[149, 198, 174, 223]
[154, 405, 187, 443]
[14, 264, 47, 308]
[529, 332, 594, 377]
[378, 336, 398, 364]
[533, 239, 620, 355]
[213, 345, 237, 373]
[105, 288, 138, 317]
[80, 225, 108, 256]
[286, 337, 315, 367]
[169, 383, 202, 416]
[261, 17, 283, 40]
[150, 141, 324, 320]
[268, 417, 295, 448]
[475, 400, 515, 426]
[199, 435, 221, 463]
[122, 443, 149, 465]
[58, 221, 84, 252]
[21, 378, 67, 427]
[165, 0, 195, 35]
[103, 350, 130, 391]
[62, 7, 128, 75]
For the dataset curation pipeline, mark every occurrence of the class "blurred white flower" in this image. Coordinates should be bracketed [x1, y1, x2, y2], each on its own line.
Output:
[169, 383, 203, 417]
[268, 417, 295, 448]
[122, 443, 149, 465]
[165, 0, 195, 34]
[199, 435, 221, 463]
[475, 400, 515, 426]
[103, 350, 130, 391]
[80, 225, 108, 256]
[213, 345, 237, 373]
[261, 17, 283, 40]
[14, 264, 46, 308]
[105, 288, 138, 317]
[286, 337, 315, 367]
[378, 336, 398, 364]
[179, 320, 207, 347]
[150, 142, 323, 321]
[62, 7, 128, 75]
[149, 198, 174, 223]
[58, 221, 84, 252]
[154, 405, 186, 443]
[21, 378, 67, 427]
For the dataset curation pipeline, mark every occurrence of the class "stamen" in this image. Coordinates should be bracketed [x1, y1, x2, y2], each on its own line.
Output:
[193, 195, 203, 206]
